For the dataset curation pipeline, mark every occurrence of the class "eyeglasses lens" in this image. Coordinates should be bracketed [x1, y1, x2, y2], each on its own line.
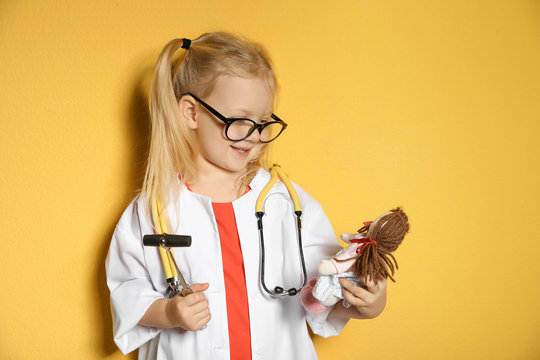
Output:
[259, 122, 284, 142]
[227, 121, 284, 142]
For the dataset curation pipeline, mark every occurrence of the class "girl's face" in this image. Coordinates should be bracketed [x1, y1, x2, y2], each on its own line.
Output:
[189, 75, 274, 178]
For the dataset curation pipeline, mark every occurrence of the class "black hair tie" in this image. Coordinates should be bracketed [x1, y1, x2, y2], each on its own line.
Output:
[181, 38, 191, 50]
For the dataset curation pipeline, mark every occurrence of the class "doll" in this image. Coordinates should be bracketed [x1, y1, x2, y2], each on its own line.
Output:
[301, 207, 410, 313]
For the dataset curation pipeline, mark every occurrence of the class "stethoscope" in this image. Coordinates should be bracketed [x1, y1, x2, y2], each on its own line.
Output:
[255, 164, 307, 296]
[143, 164, 307, 298]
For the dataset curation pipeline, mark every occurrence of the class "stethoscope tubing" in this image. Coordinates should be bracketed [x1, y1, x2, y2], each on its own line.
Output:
[256, 164, 307, 297]
[257, 211, 307, 297]
[150, 163, 307, 299]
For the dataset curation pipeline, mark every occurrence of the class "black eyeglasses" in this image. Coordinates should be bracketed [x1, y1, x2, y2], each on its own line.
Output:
[184, 92, 287, 143]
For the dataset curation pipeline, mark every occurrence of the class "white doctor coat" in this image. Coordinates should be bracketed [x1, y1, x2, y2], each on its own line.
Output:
[106, 169, 348, 359]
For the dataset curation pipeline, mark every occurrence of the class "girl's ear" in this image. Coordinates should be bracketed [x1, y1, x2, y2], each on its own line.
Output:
[178, 96, 198, 130]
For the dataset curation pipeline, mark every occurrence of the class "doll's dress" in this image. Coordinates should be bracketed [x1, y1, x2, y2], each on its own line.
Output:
[313, 237, 366, 308]
[301, 237, 366, 313]
[312, 272, 363, 308]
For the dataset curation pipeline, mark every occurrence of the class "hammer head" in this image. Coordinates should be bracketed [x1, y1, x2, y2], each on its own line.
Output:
[143, 234, 192, 248]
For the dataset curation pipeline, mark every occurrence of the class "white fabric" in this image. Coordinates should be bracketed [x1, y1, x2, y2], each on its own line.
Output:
[106, 169, 348, 359]
[313, 272, 363, 308]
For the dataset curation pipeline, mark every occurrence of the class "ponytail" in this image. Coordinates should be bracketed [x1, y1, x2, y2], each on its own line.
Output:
[142, 39, 197, 212]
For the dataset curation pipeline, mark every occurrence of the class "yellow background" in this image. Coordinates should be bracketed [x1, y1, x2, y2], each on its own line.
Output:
[1, 1, 539, 359]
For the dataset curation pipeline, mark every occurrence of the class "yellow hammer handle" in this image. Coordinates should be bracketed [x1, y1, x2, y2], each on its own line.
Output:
[151, 194, 177, 278]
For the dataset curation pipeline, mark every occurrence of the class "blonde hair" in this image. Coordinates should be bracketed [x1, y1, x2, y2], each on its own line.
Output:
[141, 32, 277, 212]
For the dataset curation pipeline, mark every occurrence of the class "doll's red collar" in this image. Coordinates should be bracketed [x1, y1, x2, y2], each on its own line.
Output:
[351, 238, 378, 254]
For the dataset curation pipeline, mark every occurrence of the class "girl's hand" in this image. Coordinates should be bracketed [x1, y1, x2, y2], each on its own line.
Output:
[165, 283, 211, 331]
[338, 277, 387, 319]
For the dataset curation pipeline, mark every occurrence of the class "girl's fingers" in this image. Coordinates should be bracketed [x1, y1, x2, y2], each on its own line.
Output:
[180, 284, 209, 306]
[194, 308, 211, 323]
[335, 276, 387, 319]
[339, 278, 371, 300]
[188, 298, 210, 316]
[190, 283, 210, 292]
[177, 292, 202, 306]
[341, 287, 368, 307]
[362, 277, 387, 293]
[194, 312, 212, 330]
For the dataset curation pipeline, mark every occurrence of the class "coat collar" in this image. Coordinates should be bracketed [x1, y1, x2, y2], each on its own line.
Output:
[248, 168, 272, 195]
[176, 167, 278, 207]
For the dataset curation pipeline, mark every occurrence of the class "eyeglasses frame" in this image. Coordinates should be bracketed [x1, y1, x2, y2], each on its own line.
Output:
[183, 92, 287, 143]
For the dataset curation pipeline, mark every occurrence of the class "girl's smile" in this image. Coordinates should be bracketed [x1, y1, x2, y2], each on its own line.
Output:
[230, 144, 253, 157]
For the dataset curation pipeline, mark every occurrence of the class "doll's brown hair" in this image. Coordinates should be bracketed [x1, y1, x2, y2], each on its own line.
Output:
[342, 207, 409, 284]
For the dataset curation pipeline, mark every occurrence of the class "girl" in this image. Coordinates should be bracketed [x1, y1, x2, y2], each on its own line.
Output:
[106, 32, 386, 360]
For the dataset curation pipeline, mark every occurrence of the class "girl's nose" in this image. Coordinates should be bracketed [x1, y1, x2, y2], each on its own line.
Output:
[244, 127, 262, 142]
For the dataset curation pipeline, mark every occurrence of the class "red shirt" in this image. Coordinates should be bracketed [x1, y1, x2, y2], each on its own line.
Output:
[212, 201, 252, 360]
